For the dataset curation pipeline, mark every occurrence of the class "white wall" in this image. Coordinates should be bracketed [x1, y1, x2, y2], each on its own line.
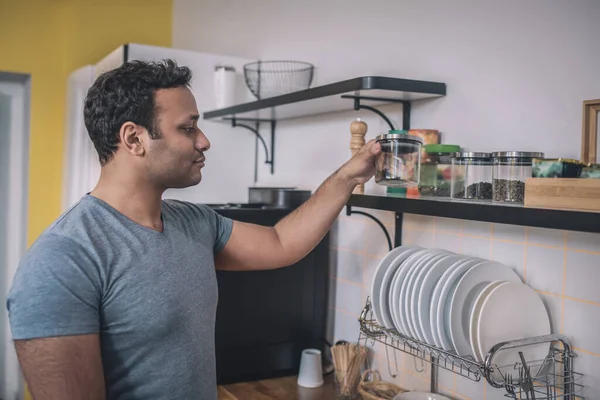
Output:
[174, 0, 600, 164]
[172, 1, 600, 398]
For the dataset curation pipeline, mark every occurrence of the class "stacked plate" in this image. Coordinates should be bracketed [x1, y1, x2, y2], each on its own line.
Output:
[370, 246, 551, 366]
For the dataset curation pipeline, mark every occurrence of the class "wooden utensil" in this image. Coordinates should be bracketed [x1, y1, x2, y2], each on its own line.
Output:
[350, 118, 368, 194]
[330, 342, 368, 396]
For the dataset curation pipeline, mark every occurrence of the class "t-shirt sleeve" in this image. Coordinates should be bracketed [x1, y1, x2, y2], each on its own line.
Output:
[6, 235, 102, 340]
[210, 208, 233, 253]
[165, 200, 233, 253]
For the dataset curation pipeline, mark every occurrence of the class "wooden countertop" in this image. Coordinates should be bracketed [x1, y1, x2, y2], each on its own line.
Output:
[217, 374, 336, 400]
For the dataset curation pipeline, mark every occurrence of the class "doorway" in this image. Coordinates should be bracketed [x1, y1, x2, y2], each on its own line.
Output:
[0, 72, 30, 400]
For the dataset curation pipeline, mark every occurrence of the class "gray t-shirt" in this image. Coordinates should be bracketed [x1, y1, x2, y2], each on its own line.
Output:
[6, 194, 233, 400]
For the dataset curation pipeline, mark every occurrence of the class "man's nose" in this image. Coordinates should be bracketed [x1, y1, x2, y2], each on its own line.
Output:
[197, 130, 210, 151]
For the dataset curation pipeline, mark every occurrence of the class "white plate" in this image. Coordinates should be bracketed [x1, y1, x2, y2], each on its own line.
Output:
[449, 261, 522, 357]
[401, 250, 441, 339]
[408, 251, 449, 343]
[469, 280, 509, 361]
[477, 282, 551, 382]
[389, 252, 420, 334]
[378, 247, 422, 329]
[428, 255, 474, 348]
[434, 258, 483, 350]
[396, 249, 432, 336]
[394, 392, 452, 400]
[416, 254, 465, 346]
[371, 246, 416, 326]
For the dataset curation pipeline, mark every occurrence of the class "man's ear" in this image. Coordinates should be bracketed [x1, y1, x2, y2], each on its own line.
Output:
[120, 122, 146, 157]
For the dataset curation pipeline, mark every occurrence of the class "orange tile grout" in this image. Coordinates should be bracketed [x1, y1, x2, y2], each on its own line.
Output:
[568, 247, 600, 256]
[453, 369, 457, 392]
[564, 295, 600, 307]
[330, 246, 380, 259]
[484, 379, 487, 400]
[333, 307, 359, 319]
[489, 224, 495, 260]
[573, 347, 600, 358]
[523, 227, 529, 283]
[403, 226, 600, 254]
[561, 232, 567, 334]
[432, 216, 437, 247]
[535, 289, 561, 297]
[333, 276, 365, 288]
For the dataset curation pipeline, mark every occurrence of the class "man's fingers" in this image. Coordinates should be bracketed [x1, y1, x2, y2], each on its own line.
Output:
[361, 139, 381, 156]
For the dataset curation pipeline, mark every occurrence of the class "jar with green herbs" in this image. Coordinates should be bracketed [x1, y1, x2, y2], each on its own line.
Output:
[451, 152, 494, 201]
[418, 144, 461, 197]
[492, 151, 544, 203]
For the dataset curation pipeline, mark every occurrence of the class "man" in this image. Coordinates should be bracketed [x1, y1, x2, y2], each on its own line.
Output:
[6, 59, 381, 400]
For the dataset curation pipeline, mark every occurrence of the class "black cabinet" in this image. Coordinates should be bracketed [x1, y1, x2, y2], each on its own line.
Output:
[210, 206, 330, 384]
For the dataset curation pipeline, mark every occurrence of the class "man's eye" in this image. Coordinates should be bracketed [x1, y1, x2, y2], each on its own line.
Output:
[183, 127, 195, 133]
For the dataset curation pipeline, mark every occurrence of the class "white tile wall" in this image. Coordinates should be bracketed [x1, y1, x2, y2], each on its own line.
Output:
[526, 246, 564, 294]
[490, 241, 526, 282]
[330, 212, 600, 399]
[335, 250, 364, 285]
[565, 250, 600, 304]
[493, 223, 527, 243]
[434, 232, 462, 253]
[567, 231, 600, 252]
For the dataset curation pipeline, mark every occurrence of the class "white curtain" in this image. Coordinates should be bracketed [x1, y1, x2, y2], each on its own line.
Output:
[61, 65, 100, 212]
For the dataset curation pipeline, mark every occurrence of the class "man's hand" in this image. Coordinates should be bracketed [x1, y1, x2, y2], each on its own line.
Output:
[215, 140, 381, 271]
[337, 139, 382, 186]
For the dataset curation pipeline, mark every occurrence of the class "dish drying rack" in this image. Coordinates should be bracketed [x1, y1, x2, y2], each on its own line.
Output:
[357, 297, 585, 399]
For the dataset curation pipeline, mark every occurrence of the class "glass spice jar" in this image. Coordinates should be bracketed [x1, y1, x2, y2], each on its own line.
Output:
[419, 144, 461, 197]
[492, 151, 545, 203]
[450, 152, 494, 201]
[375, 131, 423, 187]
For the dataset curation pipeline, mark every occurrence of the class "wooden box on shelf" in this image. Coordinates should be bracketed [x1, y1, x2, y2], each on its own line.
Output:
[524, 178, 600, 212]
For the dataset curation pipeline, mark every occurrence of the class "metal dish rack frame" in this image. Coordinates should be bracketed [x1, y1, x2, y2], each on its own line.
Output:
[357, 297, 585, 399]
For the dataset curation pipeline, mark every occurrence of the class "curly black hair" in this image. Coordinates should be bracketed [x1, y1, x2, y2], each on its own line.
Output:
[84, 59, 192, 165]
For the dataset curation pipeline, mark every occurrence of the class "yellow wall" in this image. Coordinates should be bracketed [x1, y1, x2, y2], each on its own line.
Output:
[0, 1, 172, 397]
[0, 0, 172, 246]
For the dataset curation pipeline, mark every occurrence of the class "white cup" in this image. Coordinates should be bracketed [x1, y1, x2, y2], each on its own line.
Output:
[297, 348, 324, 388]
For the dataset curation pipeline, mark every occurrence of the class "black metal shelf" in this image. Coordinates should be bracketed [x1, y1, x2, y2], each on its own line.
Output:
[202, 76, 446, 121]
[347, 194, 600, 235]
[202, 76, 445, 176]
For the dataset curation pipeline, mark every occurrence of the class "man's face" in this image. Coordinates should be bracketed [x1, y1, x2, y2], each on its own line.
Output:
[145, 86, 210, 189]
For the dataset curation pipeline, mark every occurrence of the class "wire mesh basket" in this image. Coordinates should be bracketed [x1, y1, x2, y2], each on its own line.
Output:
[243, 60, 314, 99]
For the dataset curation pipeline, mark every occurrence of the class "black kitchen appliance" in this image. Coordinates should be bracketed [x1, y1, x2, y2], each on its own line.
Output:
[206, 189, 330, 385]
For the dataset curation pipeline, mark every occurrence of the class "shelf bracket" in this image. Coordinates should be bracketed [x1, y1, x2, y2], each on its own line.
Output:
[230, 118, 276, 174]
[341, 95, 411, 131]
[346, 206, 393, 251]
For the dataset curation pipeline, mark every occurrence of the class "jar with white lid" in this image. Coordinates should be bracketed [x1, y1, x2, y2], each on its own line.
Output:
[450, 152, 493, 201]
[375, 130, 423, 187]
[492, 151, 545, 203]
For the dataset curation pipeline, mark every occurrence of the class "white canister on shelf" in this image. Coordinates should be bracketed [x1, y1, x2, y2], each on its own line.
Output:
[213, 65, 237, 109]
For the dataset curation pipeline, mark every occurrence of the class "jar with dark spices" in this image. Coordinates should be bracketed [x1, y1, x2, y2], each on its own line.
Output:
[375, 130, 423, 187]
[492, 151, 545, 203]
[419, 144, 461, 197]
[450, 152, 493, 201]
